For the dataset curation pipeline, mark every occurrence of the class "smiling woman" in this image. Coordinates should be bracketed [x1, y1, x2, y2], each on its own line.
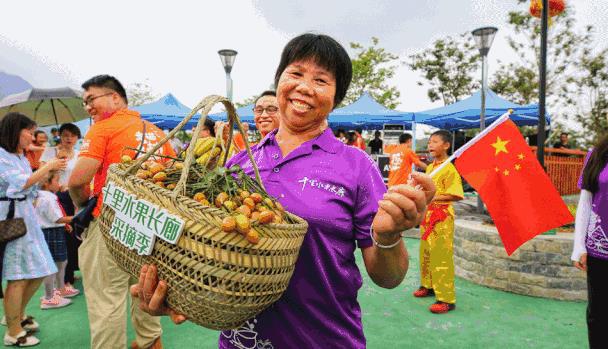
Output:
[132, 33, 436, 349]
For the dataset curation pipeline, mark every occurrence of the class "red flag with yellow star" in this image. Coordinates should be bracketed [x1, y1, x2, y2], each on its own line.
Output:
[453, 117, 573, 255]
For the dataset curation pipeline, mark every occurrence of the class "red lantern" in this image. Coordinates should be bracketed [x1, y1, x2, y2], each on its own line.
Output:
[530, 0, 566, 18]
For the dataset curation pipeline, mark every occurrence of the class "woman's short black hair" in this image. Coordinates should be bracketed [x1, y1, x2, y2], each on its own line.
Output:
[274, 33, 352, 108]
[34, 130, 46, 139]
[82, 74, 128, 104]
[59, 123, 82, 139]
[254, 90, 277, 105]
[0, 112, 36, 153]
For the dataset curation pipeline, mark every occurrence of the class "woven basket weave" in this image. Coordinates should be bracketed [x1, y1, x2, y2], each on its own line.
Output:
[98, 95, 308, 330]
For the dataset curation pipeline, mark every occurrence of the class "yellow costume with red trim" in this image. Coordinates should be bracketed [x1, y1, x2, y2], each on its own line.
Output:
[419, 160, 463, 304]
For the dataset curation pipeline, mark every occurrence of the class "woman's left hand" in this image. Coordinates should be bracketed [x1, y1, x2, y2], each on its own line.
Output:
[372, 171, 436, 236]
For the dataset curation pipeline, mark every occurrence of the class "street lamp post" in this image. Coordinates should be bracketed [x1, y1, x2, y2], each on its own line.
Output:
[218, 49, 238, 101]
[472, 26, 498, 214]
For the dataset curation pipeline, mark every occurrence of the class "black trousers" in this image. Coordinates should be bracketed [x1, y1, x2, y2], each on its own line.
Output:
[57, 190, 81, 284]
[587, 255, 608, 349]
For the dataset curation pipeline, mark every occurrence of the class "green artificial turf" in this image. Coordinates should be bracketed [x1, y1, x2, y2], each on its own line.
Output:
[1, 238, 587, 348]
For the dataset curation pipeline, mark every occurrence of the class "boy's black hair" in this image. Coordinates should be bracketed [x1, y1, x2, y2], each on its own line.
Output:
[431, 130, 452, 144]
[399, 133, 413, 144]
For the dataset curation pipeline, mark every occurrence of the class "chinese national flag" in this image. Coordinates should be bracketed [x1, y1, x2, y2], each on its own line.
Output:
[454, 118, 573, 255]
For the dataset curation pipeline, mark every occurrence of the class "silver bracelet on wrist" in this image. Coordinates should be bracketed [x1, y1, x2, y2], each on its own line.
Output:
[370, 227, 403, 249]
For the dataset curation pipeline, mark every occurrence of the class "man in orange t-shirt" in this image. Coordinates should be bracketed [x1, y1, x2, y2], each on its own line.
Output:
[387, 133, 427, 187]
[232, 122, 249, 151]
[354, 128, 366, 151]
[68, 75, 172, 349]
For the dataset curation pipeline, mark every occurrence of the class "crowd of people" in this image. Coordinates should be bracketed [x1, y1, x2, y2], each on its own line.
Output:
[0, 32, 605, 349]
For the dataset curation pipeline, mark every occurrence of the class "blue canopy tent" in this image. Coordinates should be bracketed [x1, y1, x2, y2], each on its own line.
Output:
[134, 93, 202, 130]
[328, 92, 413, 130]
[414, 89, 551, 130]
[209, 104, 256, 128]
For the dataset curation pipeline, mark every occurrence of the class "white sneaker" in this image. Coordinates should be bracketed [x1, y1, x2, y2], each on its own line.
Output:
[3, 330, 40, 347]
[55, 286, 80, 298]
[40, 295, 71, 310]
[0, 316, 38, 332]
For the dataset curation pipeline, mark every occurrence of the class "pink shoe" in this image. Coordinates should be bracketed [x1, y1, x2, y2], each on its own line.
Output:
[40, 295, 72, 310]
[57, 286, 80, 298]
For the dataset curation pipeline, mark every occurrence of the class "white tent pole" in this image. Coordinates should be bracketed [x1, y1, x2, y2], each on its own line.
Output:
[411, 121, 417, 152]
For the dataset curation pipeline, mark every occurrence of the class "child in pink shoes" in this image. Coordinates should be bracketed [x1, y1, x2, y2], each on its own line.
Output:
[34, 171, 80, 310]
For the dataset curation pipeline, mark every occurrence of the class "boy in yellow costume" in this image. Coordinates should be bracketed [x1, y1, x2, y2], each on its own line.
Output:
[413, 130, 463, 314]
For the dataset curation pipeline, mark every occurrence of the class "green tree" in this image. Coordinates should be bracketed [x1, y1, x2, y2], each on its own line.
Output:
[408, 33, 479, 105]
[127, 81, 158, 107]
[235, 95, 257, 108]
[570, 49, 608, 146]
[490, 1, 593, 115]
[343, 37, 400, 109]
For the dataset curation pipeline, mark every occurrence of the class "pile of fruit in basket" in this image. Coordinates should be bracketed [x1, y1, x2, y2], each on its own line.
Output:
[120, 140, 293, 245]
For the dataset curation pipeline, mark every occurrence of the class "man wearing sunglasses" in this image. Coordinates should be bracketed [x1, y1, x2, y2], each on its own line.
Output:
[69, 75, 174, 349]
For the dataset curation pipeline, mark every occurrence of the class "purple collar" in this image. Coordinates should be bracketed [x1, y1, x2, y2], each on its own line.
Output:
[259, 128, 341, 154]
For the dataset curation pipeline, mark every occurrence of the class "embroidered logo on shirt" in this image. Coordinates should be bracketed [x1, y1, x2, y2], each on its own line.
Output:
[221, 319, 274, 349]
[297, 176, 345, 197]
[586, 210, 608, 257]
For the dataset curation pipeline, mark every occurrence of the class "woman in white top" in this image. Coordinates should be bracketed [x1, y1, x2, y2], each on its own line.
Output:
[39, 123, 82, 292]
[40, 123, 80, 190]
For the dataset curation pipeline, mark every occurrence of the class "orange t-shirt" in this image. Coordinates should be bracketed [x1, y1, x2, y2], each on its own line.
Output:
[79, 109, 176, 217]
[25, 148, 44, 170]
[355, 134, 366, 151]
[387, 144, 422, 187]
[233, 132, 246, 151]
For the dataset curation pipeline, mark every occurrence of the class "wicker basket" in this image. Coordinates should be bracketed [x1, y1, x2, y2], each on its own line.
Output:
[98, 95, 308, 330]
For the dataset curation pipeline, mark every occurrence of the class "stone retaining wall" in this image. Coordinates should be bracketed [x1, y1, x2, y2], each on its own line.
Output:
[453, 218, 586, 301]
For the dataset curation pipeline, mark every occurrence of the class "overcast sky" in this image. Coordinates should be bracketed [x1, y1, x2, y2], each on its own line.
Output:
[1, 0, 607, 114]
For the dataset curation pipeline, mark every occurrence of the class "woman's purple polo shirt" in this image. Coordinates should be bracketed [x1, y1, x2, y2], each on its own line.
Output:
[219, 128, 386, 348]
[579, 150, 608, 260]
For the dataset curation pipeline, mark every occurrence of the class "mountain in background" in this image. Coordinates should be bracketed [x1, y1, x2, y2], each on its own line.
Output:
[0, 71, 32, 98]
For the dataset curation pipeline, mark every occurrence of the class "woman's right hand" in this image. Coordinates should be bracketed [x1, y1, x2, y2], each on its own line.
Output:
[573, 253, 587, 271]
[129, 264, 187, 324]
[46, 158, 68, 171]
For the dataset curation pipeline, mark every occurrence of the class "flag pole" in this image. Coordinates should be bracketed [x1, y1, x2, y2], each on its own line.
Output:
[428, 109, 513, 178]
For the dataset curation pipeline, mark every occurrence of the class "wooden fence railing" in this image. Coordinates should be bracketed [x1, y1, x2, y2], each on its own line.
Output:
[531, 147, 587, 196]
[383, 145, 586, 196]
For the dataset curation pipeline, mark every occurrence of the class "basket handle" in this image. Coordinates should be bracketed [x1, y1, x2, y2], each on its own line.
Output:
[125, 95, 265, 197]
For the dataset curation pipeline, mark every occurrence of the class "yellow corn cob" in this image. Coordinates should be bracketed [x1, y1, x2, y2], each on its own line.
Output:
[193, 138, 215, 157]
